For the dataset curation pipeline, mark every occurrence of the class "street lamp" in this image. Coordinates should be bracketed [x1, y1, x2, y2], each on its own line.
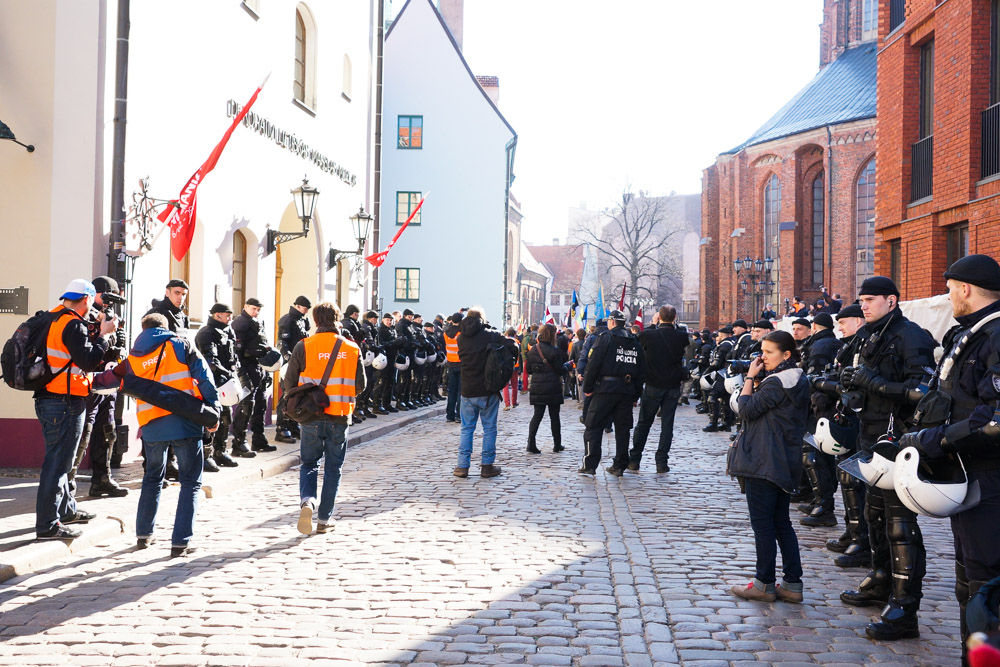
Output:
[731, 255, 774, 320]
[266, 176, 320, 255]
[328, 205, 375, 269]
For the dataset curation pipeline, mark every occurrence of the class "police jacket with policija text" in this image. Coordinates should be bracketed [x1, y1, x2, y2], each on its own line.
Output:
[277, 307, 310, 357]
[910, 298, 1000, 466]
[231, 310, 270, 366]
[195, 317, 241, 385]
[583, 327, 645, 398]
[146, 298, 189, 333]
[637, 323, 689, 390]
[282, 327, 366, 425]
[854, 308, 936, 429]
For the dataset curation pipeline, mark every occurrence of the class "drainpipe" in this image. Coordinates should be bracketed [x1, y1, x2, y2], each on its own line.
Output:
[370, 0, 385, 310]
[108, 0, 129, 286]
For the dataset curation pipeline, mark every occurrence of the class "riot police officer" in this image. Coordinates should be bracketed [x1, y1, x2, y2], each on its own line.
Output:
[357, 311, 382, 417]
[838, 277, 937, 641]
[394, 309, 417, 410]
[579, 310, 645, 476]
[341, 304, 367, 421]
[195, 302, 241, 468]
[730, 319, 753, 359]
[704, 327, 735, 432]
[897, 255, 1000, 660]
[231, 297, 276, 456]
[377, 313, 400, 413]
[275, 296, 311, 442]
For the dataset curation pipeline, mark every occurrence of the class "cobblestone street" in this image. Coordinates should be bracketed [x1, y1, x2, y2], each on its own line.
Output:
[0, 401, 962, 666]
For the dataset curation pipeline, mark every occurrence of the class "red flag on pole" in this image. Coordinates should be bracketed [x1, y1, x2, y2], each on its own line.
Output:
[543, 307, 554, 325]
[634, 307, 644, 331]
[617, 283, 627, 311]
[158, 76, 268, 262]
[366, 192, 430, 267]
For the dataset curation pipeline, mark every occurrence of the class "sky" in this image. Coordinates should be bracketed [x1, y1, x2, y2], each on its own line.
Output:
[388, 0, 825, 244]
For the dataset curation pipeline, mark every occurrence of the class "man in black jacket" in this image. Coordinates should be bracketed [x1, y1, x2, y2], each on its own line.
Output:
[195, 303, 241, 468]
[627, 305, 688, 474]
[275, 296, 312, 442]
[581, 310, 645, 476]
[377, 313, 399, 413]
[231, 297, 275, 456]
[357, 311, 382, 416]
[146, 279, 190, 334]
[340, 304, 367, 422]
[394, 309, 416, 410]
[704, 327, 735, 432]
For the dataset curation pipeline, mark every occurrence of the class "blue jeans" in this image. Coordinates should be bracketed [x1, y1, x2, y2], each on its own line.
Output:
[630, 385, 681, 467]
[299, 421, 348, 522]
[458, 394, 500, 468]
[745, 477, 803, 585]
[446, 368, 461, 421]
[34, 397, 86, 534]
[137, 437, 203, 547]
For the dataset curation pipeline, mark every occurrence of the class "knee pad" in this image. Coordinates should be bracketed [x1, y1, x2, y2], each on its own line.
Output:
[802, 448, 818, 468]
[886, 517, 923, 547]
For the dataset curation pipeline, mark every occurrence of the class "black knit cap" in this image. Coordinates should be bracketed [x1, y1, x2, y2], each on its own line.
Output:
[294, 295, 312, 308]
[245, 297, 263, 308]
[382, 312, 393, 320]
[944, 254, 1000, 291]
[719, 325, 734, 334]
[210, 302, 233, 314]
[450, 312, 464, 324]
[732, 319, 749, 329]
[792, 318, 811, 327]
[403, 308, 414, 317]
[752, 319, 774, 330]
[858, 276, 900, 298]
[837, 304, 864, 319]
[813, 312, 834, 329]
[365, 310, 378, 319]
[166, 279, 189, 290]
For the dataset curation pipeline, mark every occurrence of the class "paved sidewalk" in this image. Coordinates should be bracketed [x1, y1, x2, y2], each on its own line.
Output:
[0, 400, 963, 666]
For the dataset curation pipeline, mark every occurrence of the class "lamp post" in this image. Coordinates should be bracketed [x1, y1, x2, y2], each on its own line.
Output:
[732, 255, 774, 320]
[328, 206, 374, 269]
[266, 176, 320, 255]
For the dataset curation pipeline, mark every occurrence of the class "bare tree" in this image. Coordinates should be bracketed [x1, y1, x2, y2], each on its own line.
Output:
[574, 184, 686, 313]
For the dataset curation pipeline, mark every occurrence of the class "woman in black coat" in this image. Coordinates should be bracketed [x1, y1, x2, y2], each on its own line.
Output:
[526, 324, 568, 453]
[727, 330, 811, 604]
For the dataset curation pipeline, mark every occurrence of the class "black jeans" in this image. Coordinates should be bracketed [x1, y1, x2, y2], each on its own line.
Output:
[446, 368, 461, 420]
[745, 477, 803, 585]
[629, 385, 680, 468]
[528, 403, 561, 448]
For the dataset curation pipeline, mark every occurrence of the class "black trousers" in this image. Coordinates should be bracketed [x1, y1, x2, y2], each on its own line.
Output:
[528, 403, 561, 448]
[583, 393, 633, 471]
[377, 367, 397, 405]
[232, 367, 266, 444]
[73, 393, 116, 479]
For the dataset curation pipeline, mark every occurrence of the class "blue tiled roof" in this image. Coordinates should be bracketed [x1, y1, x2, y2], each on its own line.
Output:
[726, 44, 877, 154]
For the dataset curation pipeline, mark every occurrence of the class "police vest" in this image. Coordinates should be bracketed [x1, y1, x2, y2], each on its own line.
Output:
[444, 333, 460, 362]
[44, 307, 92, 396]
[298, 332, 360, 417]
[129, 340, 202, 426]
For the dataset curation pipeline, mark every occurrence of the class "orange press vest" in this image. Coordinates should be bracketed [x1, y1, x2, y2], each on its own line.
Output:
[44, 307, 92, 396]
[444, 332, 460, 362]
[129, 339, 202, 426]
[298, 332, 360, 417]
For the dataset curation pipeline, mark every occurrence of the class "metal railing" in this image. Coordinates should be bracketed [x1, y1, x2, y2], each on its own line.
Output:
[911, 135, 933, 201]
[889, 0, 905, 32]
[983, 103, 1000, 179]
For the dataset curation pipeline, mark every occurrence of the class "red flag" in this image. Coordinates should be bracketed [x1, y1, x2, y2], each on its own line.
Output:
[634, 307, 644, 331]
[543, 307, 554, 325]
[159, 78, 268, 261]
[617, 283, 627, 311]
[366, 192, 430, 267]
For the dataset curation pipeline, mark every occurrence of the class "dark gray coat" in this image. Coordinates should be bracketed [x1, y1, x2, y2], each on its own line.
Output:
[728, 367, 811, 493]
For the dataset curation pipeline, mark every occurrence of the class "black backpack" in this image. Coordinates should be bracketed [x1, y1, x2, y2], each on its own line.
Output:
[483, 332, 515, 394]
[1, 310, 69, 391]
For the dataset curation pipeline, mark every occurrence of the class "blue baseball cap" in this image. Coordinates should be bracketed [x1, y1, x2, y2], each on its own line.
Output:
[59, 279, 97, 301]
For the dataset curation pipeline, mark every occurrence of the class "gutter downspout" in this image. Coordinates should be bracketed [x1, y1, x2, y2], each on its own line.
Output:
[503, 135, 517, 326]
[370, 0, 385, 311]
[108, 0, 129, 286]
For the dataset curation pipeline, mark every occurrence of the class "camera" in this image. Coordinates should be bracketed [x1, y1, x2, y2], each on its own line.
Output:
[729, 359, 752, 374]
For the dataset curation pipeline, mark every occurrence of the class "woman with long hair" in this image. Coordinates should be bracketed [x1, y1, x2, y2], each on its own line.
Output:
[727, 330, 811, 603]
[525, 323, 568, 453]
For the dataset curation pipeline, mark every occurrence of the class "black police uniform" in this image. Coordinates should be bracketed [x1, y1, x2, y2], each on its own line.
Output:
[377, 320, 400, 412]
[394, 318, 416, 409]
[839, 307, 936, 640]
[704, 336, 735, 431]
[146, 298, 189, 334]
[581, 325, 645, 472]
[628, 322, 689, 471]
[340, 315, 366, 419]
[357, 319, 381, 415]
[195, 316, 242, 465]
[231, 308, 273, 452]
[800, 326, 842, 524]
[276, 307, 310, 438]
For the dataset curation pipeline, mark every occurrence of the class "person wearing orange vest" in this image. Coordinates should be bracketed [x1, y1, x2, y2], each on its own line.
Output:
[128, 312, 219, 557]
[34, 279, 117, 540]
[284, 302, 365, 535]
[443, 312, 463, 423]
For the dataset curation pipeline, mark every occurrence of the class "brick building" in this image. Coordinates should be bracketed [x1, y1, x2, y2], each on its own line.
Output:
[874, 0, 1000, 295]
[700, 0, 879, 328]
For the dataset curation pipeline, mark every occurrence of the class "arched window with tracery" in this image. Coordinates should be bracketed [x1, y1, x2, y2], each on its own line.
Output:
[812, 173, 824, 286]
[763, 174, 781, 302]
[856, 158, 876, 288]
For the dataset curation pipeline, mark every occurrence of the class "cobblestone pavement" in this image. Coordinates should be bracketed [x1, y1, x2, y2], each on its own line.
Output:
[0, 400, 962, 666]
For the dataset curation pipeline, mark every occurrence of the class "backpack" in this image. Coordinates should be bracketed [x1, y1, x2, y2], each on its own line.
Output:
[1, 310, 69, 391]
[484, 332, 515, 394]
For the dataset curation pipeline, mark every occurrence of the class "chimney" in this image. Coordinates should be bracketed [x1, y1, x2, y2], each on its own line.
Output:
[476, 75, 500, 106]
[439, 0, 464, 50]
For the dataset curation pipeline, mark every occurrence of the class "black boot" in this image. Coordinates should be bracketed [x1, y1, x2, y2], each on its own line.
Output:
[231, 441, 257, 458]
[251, 434, 277, 453]
[835, 541, 871, 568]
[866, 509, 924, 640]
[274, 429, 297, 444]
[826, 529, 852, 553]
[395, 401, 409, 411]
[203, 455, 220, 473]
[213, 447, 239, 467]
[88, 475, 129, 498]
[801, 505, 837, 527]
[840, 569, 891, 607]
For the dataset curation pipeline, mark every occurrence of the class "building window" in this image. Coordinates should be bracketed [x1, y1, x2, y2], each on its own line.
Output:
[763, 174, 781, 303]
[889, 240, 902, 286]
[398, 115, 423, 149]
[993, 0, 1000, 105]
[856, 158, 877, 287]
[396, 192, 422, 225]
[986, 2, 1000, 179]
[812, 173, 824, 286]
[920, 40, 935, 140]
[294, 11, 306, 103]
[890, 0, 905, 32]
[861, 0, 877, 41]
[232, 230, 247, 309]
[292, 5, 316, 110]
[912, 40, 935, 200]
[947, 223, 970, 267]
[395, 268, 419, 301]
[342, 54, 352, 100]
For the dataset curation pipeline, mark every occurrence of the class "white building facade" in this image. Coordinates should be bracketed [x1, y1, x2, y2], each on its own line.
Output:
[377, 0, 516, 322]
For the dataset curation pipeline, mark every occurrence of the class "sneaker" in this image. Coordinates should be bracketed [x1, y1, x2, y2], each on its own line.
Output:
[316, 523, 330, 534]
[605, 465, 624, 477]
[297, 502, 314, 535]
[729, 579, 776, 602]
[36, 524, 81, 540]
[776, 583, 804, 603]
[480, 464, 502, 478]
[453, 467, 469, 478]
[62, 510, 96, 525]
[170, 545, 197, 558]
[577, 467, 596, 475]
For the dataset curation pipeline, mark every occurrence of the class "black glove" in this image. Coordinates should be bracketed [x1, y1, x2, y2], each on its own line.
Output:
[840, 366, 857, 387]
[850, 367, 885, 392]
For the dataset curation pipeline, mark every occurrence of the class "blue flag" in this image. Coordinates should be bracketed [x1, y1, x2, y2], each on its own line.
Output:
[581, 305, 588, 327]
[595, 285, 605, 320]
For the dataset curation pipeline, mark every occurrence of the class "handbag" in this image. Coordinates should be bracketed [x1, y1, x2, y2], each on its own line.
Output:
[284, 337, 344, 423]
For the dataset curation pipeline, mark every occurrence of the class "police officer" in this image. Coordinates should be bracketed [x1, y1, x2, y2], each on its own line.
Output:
[422, 320, 442, 403]
[195, 302, 242, 469]
[231, 297, 276, 456]
[897, 255, 1000, 660]
[579, 310, 645, 476]
[838, 276, 937, 641]
[703, 326, 735, 432]
[340, 304, 366, 422]
[275, 296, 311, 442]
[730, 319, 753, 359]
[798, 312, 842, 527]
[410, 314, 429, 406]
[377, 313, 400, 413]
[358, 311, 382, 417]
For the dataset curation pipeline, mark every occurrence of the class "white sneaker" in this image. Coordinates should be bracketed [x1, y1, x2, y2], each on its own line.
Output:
[297, 502, 314, 535]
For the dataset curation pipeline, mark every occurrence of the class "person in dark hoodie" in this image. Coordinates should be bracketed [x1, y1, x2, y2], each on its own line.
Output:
[727, 330, 810, 603]
[125, 313, 219, 557]
[275, 296, 311, 443]
[454, 307, 518, 479]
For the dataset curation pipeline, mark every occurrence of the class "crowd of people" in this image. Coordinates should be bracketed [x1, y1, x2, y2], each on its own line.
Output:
[15, 257, 1000, 662]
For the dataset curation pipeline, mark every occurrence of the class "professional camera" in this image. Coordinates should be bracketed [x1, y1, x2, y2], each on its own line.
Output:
[728, 352, 761, 375]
